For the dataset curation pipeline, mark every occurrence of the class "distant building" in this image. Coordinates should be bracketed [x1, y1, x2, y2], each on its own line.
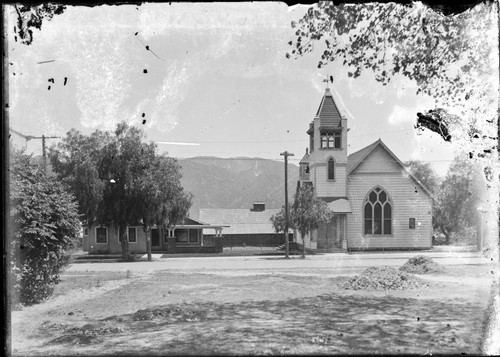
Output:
[199, 202, 292, 247]
[297, 86, 433, 251]
[83, 217, 227, 254]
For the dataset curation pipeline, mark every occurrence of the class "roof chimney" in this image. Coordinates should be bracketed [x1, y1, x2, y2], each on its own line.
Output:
[251, 202, 265, 212]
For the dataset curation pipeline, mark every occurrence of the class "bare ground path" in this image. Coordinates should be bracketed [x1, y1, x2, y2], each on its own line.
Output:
[10, 252, 498, 355]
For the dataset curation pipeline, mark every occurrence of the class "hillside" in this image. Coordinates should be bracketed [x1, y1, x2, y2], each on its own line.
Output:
[178, 157, 299, 219]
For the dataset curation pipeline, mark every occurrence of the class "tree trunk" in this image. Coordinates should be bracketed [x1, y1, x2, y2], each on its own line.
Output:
[146, 225, 152, 261]
[440, 224, 451, 245]
[119, 224, 130, 260]
[301, 233, 306, 259]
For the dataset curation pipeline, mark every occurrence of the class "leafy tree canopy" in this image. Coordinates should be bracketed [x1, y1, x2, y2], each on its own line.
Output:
[433, 153, 483, 243]
[49, 122, 192, 259]
[288, 1, 498, 163]
[404, 160, 441, 194]
[10, 148, 80, 305]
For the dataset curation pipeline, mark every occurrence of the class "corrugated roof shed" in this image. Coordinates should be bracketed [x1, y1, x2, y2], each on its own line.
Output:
[199, 208, 280, 234]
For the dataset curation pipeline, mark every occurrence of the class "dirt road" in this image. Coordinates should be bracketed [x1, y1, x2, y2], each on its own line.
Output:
[10, 251, 498, 355]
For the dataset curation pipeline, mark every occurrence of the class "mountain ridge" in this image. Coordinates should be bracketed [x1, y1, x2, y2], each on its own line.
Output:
[178, 156, 299, 219]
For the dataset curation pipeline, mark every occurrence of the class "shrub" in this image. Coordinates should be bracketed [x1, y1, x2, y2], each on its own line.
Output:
[10, 149, 80, 305]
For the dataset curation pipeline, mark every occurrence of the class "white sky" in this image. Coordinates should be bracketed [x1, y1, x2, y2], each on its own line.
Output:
[6, 2, 473, 177]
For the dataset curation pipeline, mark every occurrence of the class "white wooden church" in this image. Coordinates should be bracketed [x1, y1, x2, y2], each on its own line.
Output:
[297, 86, 433, 251]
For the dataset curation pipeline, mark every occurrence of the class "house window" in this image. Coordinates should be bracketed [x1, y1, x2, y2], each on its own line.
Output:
[364, 187, 392, 235]
[128, 227, 137, 243]
[83, 228, 89, 236]
[327, 158, 335, 180]
[118, 227, 139, 243]
[96, 227, 108, 243]
[320, 131, 342, 149]
[176, 230, 188, 242]
[175, 229, 199, 243]
[309, 134, 314, 152]
[409, 218, 416, 229]
[334, 132, 341, 148]
[189, 229, 199, 243]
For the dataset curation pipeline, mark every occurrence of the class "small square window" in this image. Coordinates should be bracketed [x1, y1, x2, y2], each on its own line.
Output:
[409, 218, 416, 229]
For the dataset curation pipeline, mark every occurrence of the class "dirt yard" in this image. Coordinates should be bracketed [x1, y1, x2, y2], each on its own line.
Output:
[9, 261, 496, 355]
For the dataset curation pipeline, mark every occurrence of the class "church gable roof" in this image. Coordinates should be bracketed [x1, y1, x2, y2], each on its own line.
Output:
[346, 140, 379, 174]
[316, 88, 343, 127]
[347, 139, 434, 198]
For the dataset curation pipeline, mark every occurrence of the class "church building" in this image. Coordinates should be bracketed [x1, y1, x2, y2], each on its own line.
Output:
[297, 86, 433, 251]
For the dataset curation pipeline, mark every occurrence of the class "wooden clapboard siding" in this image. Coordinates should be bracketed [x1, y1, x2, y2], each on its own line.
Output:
[88, 225, 148, 254]
[346, 172, 432, 249]
[313, 165, 347, 197]
[353, 145, 402, 173]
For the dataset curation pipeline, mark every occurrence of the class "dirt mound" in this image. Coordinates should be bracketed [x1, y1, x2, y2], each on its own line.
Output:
[133, 305, 203, 322]
[49, 323, 124, 345]
[343, 266, 429, 291]
[399, 255, 444, 274]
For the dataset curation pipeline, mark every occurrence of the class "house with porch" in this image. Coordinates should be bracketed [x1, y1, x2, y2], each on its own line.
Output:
[83, 217, 228, 254]
[297, 85, 433, 252]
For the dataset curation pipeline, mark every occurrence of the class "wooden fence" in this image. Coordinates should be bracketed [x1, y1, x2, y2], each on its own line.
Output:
[203, 233, 293, 248]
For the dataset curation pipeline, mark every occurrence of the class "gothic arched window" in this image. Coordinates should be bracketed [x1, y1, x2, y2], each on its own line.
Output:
[364, 187, 392, 235]
[327, 158, 335, 180]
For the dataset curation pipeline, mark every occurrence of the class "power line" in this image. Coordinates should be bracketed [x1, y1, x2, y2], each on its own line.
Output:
[170, 155, 455, 163]
[154, 129, 412, 145]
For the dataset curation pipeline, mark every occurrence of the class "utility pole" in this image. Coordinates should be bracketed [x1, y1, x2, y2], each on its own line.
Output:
[40, 135, 60, 174]
[280, 151, 294, 259]
[9, 129, 60, 174]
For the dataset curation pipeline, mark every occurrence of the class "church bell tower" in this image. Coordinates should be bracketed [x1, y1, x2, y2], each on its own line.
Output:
[299, 84, 348, 200]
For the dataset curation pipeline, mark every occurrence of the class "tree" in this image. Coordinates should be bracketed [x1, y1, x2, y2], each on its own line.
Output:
[270, 185, 333, 258]
[404, 160, 441, 194]
[49, 122, 192, 260]
[10, 148, 80, 305]
[288, 2, 497, 160]
[433, 154, 482, 244]
[270, 204, 290, 236]
[13, 4, 66, 45]
[49, 129, 111, 227]
[291, 184, 333, 258]
[136, 155, 193, 259]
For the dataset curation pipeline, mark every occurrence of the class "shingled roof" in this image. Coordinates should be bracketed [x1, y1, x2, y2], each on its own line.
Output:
[315, 88, 343, 127]
[346, 139, 380, 174]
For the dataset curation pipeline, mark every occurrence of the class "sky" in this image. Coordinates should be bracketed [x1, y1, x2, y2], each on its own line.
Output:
[6, 2, 475, 177]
